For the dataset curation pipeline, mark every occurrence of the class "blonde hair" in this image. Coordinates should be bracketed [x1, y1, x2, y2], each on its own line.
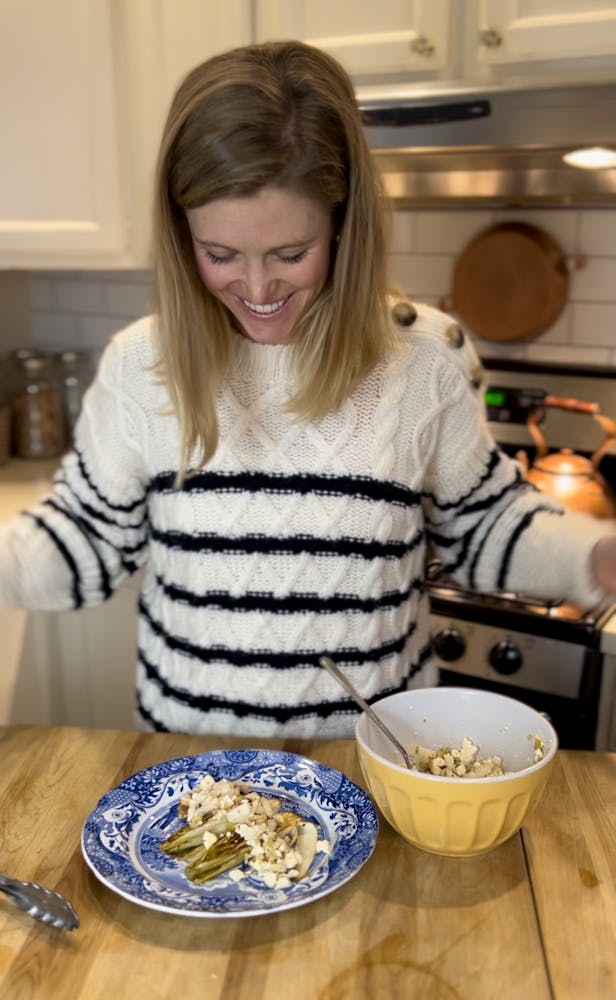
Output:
[152, 40, 396, 475]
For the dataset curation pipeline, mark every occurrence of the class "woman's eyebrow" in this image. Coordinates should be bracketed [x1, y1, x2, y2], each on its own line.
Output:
[193, 236, 316, 253]
[193, 238, 236, 252]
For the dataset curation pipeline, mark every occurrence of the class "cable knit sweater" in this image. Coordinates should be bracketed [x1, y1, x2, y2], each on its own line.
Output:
[0, 304, 609, 737]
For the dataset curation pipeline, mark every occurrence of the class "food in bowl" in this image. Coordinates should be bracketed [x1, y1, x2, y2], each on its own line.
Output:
[409, 734, 544, 777]
[411, 737, 505, 777]
[355, 687, 558, 857]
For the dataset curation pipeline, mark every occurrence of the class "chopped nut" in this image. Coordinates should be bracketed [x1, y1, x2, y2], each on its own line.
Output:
[162, 773, 329, 889]
[410, 737, 504, 777]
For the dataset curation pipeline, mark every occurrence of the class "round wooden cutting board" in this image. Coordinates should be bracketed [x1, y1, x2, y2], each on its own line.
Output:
[451, 221, 570, 342]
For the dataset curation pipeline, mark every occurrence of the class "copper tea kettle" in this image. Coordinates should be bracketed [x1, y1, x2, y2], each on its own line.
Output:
[516, 395, 616, 519]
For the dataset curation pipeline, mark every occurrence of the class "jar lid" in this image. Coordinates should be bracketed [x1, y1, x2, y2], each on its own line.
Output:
[22, 356, 52, 374]
[10, 347, 46, 363]
[57, 349, 92, 366]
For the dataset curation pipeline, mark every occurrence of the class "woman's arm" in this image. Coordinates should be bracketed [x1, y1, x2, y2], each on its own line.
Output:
[419, 340, 613, 610]
[591, 534, 616, 594]
[0, 329, 151, 611]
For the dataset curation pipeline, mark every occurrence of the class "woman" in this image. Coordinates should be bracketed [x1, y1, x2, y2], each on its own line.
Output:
[1, 41, 615, 737]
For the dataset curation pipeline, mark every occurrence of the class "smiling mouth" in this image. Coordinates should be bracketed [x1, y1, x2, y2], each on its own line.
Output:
[239, 295, 292, 317]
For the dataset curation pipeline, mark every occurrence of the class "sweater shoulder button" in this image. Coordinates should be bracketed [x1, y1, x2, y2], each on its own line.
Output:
[470, 363, 484, 390]
[444, 323, 465, 349]
[392, 301, 418, 327]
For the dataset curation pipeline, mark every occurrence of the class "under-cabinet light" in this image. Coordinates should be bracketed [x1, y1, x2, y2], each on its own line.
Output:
[562, 146, 616, 169]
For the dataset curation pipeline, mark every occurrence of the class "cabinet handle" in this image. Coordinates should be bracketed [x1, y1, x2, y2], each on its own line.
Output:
[410, 35, 436, 57]
[478, 27, 503, 48]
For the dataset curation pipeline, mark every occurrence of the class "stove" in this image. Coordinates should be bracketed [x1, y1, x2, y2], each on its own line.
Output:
[428, 358, 616, 751]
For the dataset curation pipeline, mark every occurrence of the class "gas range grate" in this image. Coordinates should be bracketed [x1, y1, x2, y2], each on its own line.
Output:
[427, 578, 614, 647]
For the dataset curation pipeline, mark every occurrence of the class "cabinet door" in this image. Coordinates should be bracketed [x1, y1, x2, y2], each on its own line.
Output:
[475, 1, 616, 67]
[10, 586, 141, 730]
[0, 0, 253, 270]
[138, 0, 254, 124]
[255, 0, 454, 80]
[118, 0, 254, 268]
[53, 587, 140, 730]
[0, 0, 125, 263]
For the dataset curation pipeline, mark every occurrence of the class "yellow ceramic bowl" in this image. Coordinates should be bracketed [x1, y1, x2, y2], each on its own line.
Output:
[355, 687, 558, 857]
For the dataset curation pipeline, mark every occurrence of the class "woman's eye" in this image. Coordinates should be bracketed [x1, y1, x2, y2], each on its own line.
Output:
[277, 250, 308, 264]
[202, 248, 308, 265]
[205, 250, 234, 265]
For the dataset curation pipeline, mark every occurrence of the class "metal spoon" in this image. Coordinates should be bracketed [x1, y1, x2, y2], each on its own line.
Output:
[319, 656, 414, 769]
[0, 872, 80, 930]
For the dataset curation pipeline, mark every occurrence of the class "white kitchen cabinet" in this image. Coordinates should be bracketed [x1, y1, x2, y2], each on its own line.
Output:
[9, 581, 141, 731]
[0, 0, 252, 270]
[112, 0, 254, 270]
[469, 1, 616, 79]
[3, 2, 615, 272]
[255, 0, 454, 81]
[256, 0, 616, 86]
[0, 1, 125, 266]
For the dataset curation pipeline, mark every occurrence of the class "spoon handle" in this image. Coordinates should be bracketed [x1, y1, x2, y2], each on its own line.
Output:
[319, 657, 413, 769]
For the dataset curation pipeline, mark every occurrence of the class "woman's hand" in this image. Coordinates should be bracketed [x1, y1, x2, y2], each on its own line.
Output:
[591, 534, 616, 595]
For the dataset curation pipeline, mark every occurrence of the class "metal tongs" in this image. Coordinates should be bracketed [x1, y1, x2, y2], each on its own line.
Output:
[0, 871, 79, 930]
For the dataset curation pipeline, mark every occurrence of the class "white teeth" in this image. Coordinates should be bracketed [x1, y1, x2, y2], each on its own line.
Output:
[241, 296, 289, 314]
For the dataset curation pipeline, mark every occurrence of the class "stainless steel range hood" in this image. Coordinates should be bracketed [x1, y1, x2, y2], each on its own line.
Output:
[357, 80, 616, 207]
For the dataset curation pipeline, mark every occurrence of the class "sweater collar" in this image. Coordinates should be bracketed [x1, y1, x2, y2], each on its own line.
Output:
[229, 330, 294, 381]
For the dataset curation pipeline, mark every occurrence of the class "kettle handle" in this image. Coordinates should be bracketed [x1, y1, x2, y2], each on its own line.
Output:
[544, 394, 598, 415]
[526, 396, 616, 467]
[591, 413, 616, 470]
[525, 408, 549, 457]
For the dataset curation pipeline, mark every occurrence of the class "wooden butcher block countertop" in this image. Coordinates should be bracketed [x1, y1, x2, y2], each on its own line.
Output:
[0, 726, 614, 999]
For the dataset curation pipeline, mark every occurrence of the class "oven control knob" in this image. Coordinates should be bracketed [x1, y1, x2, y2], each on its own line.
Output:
[489, 640, 523, 675]
[432, 628, 466, 662]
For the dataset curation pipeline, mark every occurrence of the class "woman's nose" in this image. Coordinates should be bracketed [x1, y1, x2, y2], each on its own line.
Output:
[242, 261, 275, 303]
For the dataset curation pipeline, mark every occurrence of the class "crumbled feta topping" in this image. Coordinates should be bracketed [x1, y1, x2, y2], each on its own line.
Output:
[179, 774, 327, 888]
[410, 737, 505, 777]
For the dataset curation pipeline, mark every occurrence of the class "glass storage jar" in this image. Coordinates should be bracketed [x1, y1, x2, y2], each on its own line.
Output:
[12, 355, 65, 459]
[56, 349, 94, 444]
[0, 356, 10, 465]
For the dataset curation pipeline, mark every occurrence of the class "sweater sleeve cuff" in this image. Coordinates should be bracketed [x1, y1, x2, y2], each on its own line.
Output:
[0, 522, 23, 606]
[507, 509, 613, 610]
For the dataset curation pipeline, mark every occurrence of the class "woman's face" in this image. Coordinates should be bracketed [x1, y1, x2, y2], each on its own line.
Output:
[186, 187, 333, 345]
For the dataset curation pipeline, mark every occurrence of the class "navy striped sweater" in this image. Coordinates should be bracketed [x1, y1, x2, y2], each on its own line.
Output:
[0, 305, 607, 736]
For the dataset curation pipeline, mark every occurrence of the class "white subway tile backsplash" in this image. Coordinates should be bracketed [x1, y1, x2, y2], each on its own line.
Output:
[27, 270, 152, 354]
[389, 211, 416, 252]
[579, 210, 616, 256]
[389, 253, 453, 298]
[55, 279, 105, 314]
[29, 276, 54, 311]
[78, 315, 135, 347]
[31, 310, 80, 348]
[570, 257, 616, 301]
[415, 210, 494, 254]
[103, 280, 152, 317]
[571, 302, 616, 344]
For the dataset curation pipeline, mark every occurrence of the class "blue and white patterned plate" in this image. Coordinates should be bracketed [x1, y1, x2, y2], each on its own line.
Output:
[81, 748, 378, 917]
